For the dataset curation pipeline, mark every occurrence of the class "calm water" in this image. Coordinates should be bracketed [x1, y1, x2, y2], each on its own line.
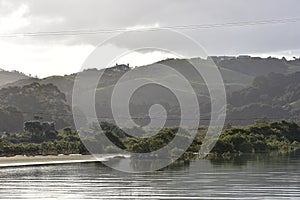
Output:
[0, 151, 300, 199]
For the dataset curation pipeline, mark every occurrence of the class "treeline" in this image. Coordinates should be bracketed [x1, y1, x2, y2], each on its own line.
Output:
[1, 120, 300, 158]
[0, 128, 88, 156]
[127, 120, 299, 157]
[78, 119, 300, 160]
[212, 119, 300, 155]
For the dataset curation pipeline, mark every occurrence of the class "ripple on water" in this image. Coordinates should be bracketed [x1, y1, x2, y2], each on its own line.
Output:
[0, 152, 300, 199]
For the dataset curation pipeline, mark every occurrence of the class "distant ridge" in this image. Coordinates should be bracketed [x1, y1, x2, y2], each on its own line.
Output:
[0, 69, 29, 87]
[2, 56, 300, 103]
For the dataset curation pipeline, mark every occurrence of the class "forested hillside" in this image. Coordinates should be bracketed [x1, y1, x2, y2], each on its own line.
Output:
[0, 83, 72, 132]
[227, 72, 300, 124]
[3, 56, 300, 104]
[0, 56, 300, 132]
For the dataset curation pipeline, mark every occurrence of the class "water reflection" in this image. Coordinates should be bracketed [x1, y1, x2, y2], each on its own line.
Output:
[0, 150, 299, 199]
[209, 149, 300, 168]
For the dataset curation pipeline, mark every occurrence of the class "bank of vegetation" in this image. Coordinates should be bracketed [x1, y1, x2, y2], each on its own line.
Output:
[1, 119, 299, 160]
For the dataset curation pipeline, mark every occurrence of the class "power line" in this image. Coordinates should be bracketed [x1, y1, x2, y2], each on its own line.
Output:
[0, 18, 300, 38]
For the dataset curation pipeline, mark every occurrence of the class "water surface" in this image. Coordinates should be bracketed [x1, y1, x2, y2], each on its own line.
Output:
[0, 150, 300, 199]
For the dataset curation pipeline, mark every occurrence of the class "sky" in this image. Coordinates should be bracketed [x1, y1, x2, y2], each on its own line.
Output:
[0, 0, 300, 77]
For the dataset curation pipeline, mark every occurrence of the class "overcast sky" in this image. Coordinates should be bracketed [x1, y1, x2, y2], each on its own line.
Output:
[0, 0, 300, 77]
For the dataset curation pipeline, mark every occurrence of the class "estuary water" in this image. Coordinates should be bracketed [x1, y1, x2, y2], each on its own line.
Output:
[0, 150, 300, 199]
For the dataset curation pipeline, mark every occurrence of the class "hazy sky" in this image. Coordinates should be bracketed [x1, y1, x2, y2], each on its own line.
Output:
[0, 0, 300, 77]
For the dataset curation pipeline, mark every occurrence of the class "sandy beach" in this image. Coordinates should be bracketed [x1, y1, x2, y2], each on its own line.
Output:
[0, 154, 98, 167]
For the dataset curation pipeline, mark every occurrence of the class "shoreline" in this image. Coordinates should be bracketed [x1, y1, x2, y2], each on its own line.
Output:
[1, 148, 299, 168]
[0, 154, 127, 168]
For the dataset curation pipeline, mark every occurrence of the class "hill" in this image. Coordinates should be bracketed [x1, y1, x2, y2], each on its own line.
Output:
[0, 56, 300, 129]
[227, 72, 300, 125]
[0, 69, 29, 87]
[0, 83, 72, 132]
[3, 56, 300, 105]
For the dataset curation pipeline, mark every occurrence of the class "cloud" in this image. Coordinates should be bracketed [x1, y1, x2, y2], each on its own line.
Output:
[5, 0, 298, 53]
[0, 39, 94, 77]
[1, 0, 300, 76]
[113, 50, 179, 67]
[0, 3, 30, 33]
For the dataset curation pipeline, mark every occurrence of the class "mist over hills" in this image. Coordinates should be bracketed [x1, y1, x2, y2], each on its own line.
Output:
[0, 56, 300, 131]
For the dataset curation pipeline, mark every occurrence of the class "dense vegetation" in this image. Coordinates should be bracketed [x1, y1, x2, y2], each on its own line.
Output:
[0, 128, 88, 156]
[2, 119, 298, 158]
[211, 119, 300, 155]
[0, 106, 24, 132]
[228, 72, 300, 124]
[0, 83, 73, 131]
[102, 120, 300, 158]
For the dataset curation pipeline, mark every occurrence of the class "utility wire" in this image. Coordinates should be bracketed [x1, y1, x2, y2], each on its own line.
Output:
[0, 18, 300, 38]
[0, 17, 299, 120]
